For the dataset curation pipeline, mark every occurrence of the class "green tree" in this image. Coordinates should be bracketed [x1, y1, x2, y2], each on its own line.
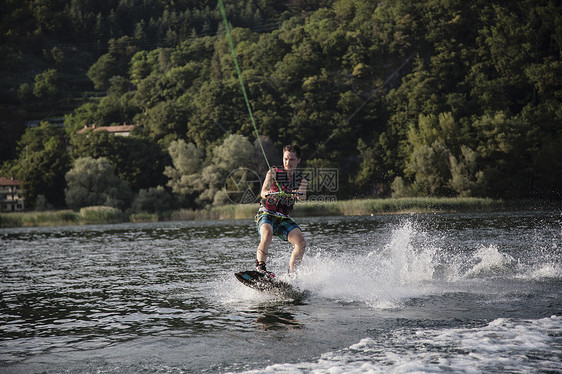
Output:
[130, 50, 160, 86]
[164, 134, 254, 207]
[88, 36, 138, 90]
[211, 133, 254, 172]
[131, 186, 175, 213]
[87, 53, 118, 90]
[403, 113, 468, 196]
[200, 134, 254, 206]
[354, 138, 376, 193]
[144, 100, 190, 145]
[33, 69, 63, 102]
[448, 145, 484, 197]
[472, 111, 534, 197]
[187, 79, 250, 149]
[406, 141, 451, 196]
[70, 130, 169, 192]
[164, 139, 205, 205]
[7, 123, 70, 209]
[65, 157, 132, 209]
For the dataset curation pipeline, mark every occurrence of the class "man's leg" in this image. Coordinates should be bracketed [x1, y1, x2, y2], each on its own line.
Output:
[287, 228, 306, 273]
[256, 222, 273, 264]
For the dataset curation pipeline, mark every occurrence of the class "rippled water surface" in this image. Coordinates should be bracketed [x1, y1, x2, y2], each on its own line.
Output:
[1, 210, 561, 373]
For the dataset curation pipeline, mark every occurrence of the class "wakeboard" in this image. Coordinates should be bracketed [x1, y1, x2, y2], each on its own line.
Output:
[234, 270, 306, 299]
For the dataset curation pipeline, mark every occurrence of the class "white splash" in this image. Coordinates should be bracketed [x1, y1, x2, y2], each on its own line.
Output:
[464, 244, 516, 278]
[284, 220, 443, 308]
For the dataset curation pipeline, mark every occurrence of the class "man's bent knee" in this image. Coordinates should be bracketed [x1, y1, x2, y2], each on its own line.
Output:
[260, 223, 273, 238]
[288, 229, 306, 248]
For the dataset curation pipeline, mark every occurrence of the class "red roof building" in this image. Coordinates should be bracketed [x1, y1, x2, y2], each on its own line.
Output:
[77, 124, 135, 136]
[0, 177, 24, 212]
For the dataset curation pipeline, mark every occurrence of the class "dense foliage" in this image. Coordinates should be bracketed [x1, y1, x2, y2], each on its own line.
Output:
[65, 156, 132, 209]
[1, 0, 560, 210]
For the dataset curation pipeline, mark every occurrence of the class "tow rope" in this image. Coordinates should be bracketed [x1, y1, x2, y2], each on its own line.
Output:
[218, 0, 295, 196]
[218, 0, 272, 171]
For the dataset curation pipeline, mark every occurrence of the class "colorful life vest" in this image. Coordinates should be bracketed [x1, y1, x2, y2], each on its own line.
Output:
[261, 167, 303, 215]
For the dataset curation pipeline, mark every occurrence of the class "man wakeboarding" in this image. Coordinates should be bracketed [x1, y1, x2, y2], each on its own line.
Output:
[254, 145, 308, 278]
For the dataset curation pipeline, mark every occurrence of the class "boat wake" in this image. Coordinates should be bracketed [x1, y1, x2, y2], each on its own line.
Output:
[283, 219, 561, 308]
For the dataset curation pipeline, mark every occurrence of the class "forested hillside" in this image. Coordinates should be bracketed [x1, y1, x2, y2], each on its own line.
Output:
[1, 0, 561, 211]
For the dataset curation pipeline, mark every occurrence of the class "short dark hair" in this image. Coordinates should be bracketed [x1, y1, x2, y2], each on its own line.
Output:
[283, 144, 301, 159]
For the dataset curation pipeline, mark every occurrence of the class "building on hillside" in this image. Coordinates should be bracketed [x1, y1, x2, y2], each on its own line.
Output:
[0, 177, 24, 212]
[77, 124, 135, 137]
[25, 117, 67, 128]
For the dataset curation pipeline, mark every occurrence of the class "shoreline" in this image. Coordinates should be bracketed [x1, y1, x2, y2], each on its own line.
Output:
[0, 197, 555, 228]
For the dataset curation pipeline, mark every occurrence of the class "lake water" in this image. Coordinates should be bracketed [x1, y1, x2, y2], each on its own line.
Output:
[1, 210, 561, 373]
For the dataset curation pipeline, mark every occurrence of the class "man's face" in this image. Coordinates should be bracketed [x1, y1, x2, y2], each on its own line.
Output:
[283, 151, 300, 171]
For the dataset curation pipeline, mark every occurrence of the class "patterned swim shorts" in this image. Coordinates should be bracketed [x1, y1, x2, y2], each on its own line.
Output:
[255, 210, 301, 241]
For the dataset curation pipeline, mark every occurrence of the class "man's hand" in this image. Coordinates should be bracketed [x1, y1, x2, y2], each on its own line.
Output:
[265, 191, 302, 205]
[265, 191, 302, 198]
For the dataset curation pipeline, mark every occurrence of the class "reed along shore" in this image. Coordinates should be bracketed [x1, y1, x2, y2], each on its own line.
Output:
[0, 197, 505, 228]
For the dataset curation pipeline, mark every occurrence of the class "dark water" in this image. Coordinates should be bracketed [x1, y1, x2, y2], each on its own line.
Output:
[1, 210, 561, 373]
